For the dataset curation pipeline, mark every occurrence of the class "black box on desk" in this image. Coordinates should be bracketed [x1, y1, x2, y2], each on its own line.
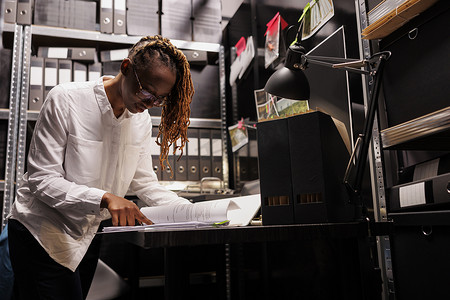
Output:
[257, 116, 295, 225]
[257, 111, 354, 225]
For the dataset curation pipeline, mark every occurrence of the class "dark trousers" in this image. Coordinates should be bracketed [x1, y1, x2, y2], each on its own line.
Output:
[8, 219, 103, 300]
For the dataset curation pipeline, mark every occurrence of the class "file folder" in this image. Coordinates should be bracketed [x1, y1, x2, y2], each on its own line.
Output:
[73, 62, 87, 82]
[74, 0, 96, 31]
[150, 127, 161, 180]
[211, 129, 223, 180]
[192, 0, 222, 43]
[237, 144, 249, 182]
[0, 48, 12, 108]
[113, 0, 126, 34]
[88, 63, 102, 81]
[58, 0, 70, 28]
[4, 0, 17, 23]
[34, 0, 60, 27]
[38, 47, 97, 62]
[58, 59, 72, 84]
[174, 148, 188, 181]
[182, 50, 208, 65]
[16, 0, 33, 25]
[70, 48, 97, 62]
[248, 129, 259, 180]
[161, 145, 175, 181]
[126, 0, 158, 36]
[44, 58, 58, 98]
[257, 112, 354, 225]
[29, 57, 44, 111]
[100, 49, 129, 62]
[161, 0, 192, 41]
[100, 0, 114, 33]
[199, 129, 212, 178]
[187, 128, 200, 181]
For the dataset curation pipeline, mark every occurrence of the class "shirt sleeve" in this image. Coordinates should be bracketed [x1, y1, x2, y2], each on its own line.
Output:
[26, 86, 106, 216]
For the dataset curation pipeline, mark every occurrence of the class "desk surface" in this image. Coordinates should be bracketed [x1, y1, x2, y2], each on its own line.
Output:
[109, 221, 391, 249]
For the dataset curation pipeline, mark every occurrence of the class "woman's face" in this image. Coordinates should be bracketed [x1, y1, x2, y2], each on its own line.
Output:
[123, 59, 176, 114]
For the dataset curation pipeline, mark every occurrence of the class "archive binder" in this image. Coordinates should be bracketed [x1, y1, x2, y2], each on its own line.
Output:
[257, 112, 354, 225]
[73, 0, 96, 31]
[34, 0, 60, 27]
[113, 0, 126, 34]
[73, 62, 87, 82]
[161, 0, 192, 41]
[4, 0, 17, 23]
[161, 147, 174, 181]
[199, 129, 212, 178]
[38, 47, 96, 62]
[88, 63, 102, 81]
[126, 0, 158, 36]
[187, 128, 200, 181]
[150, 127, 161, 180]
[44, 58, 58, 99]
[211, 129, 222, 179]
[58, 59, 72, 84]
[174, 147, 188, 181]
[29, 57, 44, 111]
[192, 0, 222, 43]
[100, 0, 113, 33]
[16, 0, 33, 25]
[100, 49, 129, 62]
[59, 0, 70, 28]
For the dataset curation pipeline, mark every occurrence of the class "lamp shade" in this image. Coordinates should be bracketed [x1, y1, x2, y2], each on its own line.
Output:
[264, 66, 311, 100]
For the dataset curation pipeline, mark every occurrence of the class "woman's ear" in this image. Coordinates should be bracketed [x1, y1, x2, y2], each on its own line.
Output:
[120, 58, 131, 75]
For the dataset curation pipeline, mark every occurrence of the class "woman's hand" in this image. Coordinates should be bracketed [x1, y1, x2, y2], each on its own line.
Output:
[101, 192, 153, 226]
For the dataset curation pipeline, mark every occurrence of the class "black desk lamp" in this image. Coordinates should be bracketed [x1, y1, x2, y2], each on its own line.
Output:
[264, 33, 391, 215]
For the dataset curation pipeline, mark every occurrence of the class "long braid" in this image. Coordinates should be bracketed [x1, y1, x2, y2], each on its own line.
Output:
[129, 35, 194, 177]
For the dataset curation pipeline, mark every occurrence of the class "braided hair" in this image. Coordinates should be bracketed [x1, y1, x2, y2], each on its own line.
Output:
[128, 35, 194, 177]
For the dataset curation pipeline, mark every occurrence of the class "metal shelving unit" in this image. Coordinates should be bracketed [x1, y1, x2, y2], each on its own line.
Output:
[356, 1, 393, 299]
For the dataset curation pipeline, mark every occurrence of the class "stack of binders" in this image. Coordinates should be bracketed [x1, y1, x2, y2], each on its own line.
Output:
[100, 0, 127, 34]
[33, 0, 97, 31]
[29, 46, 98, 111]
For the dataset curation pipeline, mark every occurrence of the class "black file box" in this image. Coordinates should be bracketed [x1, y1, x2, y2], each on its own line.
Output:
[257, 111, 354, 225]
[257, 116, 295, 225]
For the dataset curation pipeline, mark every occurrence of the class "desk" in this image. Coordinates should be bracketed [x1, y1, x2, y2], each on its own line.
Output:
[111, 221, 391, 300]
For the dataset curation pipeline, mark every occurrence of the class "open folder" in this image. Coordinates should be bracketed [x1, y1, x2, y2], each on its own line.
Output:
[102, 194, 261, 233]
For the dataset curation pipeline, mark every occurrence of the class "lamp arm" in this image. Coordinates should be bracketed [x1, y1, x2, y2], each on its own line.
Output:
[344, 51, 391, 208]
[305, 56, 370, 75]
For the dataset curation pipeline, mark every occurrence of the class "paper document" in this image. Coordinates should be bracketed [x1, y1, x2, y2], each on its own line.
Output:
[102, 194, 261, 233]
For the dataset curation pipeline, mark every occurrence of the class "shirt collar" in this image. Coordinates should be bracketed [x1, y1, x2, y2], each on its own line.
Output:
[94, 76, 114, 115]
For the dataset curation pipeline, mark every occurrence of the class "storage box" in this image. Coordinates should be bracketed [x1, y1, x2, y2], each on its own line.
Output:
[257, 111, 354, 224]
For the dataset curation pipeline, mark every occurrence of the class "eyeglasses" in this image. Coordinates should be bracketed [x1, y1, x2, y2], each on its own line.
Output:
[131, 62, 170, 107]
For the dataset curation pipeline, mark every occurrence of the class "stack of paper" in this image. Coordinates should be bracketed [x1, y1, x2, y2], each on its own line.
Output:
[362, 0, 438, 40]
[102, 194, 261, 233]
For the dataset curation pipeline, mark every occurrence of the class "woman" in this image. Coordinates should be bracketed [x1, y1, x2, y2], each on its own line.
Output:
[8, 35, 194, 299]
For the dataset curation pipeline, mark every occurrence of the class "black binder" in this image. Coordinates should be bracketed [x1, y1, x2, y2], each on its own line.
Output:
[211, 129, 222, 180]
[187, 128, 200, 181]
[199, 129, 212, 179]
[150, 127, 161, 180]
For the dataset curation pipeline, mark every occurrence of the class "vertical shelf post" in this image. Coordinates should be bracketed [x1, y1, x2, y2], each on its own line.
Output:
[2, 25, 23, 230]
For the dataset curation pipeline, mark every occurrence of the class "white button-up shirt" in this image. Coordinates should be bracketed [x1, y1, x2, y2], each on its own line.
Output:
[8, 76, 190, 271]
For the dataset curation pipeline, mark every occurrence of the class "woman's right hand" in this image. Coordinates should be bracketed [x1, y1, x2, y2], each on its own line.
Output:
[101, 192, 153, 226]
